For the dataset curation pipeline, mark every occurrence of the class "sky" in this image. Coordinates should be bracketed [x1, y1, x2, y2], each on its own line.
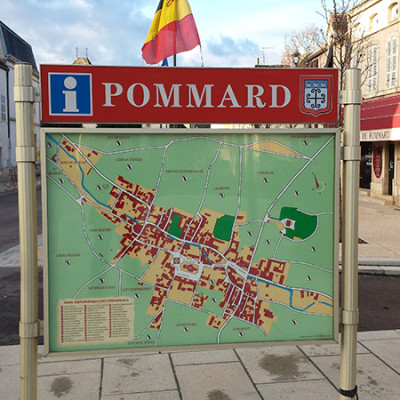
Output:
[2, 0, 330, 68]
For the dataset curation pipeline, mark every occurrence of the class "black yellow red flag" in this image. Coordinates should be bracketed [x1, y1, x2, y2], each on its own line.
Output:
[142, 0, 201, 65]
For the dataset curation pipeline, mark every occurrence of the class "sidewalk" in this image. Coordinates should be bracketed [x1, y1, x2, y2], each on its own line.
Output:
[0, 330, 399, 399]
[1, 196, 399, 399]
[0, 181, 18, 194]
[344, 195, 400, 275]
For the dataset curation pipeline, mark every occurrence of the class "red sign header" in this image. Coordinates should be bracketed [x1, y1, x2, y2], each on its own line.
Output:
[40, 65, 338, 124]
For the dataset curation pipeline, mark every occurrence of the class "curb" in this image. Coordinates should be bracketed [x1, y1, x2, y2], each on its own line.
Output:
[338, 258, 400, 275]
[358, 266, 400, 275]
[0, 185, 18, 195]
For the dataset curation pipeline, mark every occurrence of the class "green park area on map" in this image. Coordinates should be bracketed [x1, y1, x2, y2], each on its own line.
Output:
[43, 129, 338, 353]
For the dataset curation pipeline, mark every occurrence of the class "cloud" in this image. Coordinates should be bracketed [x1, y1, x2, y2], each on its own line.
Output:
[203, 36, 260, 67]
[208, 36, 259, 57]
[1, 0, 151, 65]
[1, 0, 325, 68]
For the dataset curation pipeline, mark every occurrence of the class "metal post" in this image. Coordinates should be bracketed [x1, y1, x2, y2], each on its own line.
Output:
[339, 68, 361, 400]
[14, 63, 39, 400]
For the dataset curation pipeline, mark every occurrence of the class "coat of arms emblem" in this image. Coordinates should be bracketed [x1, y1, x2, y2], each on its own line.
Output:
[300, 76, 332, 117]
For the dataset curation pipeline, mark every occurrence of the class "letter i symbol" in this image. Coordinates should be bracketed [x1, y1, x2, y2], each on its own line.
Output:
[63, 76, 79, 112]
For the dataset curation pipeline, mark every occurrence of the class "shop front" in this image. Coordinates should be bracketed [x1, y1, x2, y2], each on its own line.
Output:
[360, 95, 400, 206]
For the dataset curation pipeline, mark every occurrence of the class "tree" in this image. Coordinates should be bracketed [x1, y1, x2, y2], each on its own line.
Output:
[319, 0, 371, 90]
[281, 25, 325, 67]
[281, 1, 370, 92]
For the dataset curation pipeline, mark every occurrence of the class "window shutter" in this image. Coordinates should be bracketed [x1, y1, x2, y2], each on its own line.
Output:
[393, 37, 398, 87]
[387, 40, 392, 87]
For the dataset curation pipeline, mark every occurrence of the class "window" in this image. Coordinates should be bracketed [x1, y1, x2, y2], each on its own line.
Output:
[367, 45, 378, 93]
[1, 94, 6, 122]
[389, 3, 399, 22]
[369, 13, 379, 32]
[387, 36, 398, 88]
[352, 22, 364, 40]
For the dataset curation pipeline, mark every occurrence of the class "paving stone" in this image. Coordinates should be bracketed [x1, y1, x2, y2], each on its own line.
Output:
[359, 338, 400, 373]
[171, 348, 238, 366]
[0, 365, 19, 399]
[257, 380, 338, 399]
[38, 347, 158, 363]
[38, 372, 100, 400]
[0, 345, 20, 366]
[39, 351, 102, 363]
[38, 359, 101, 376]
[299, 341, 368, 357]
[102, 354, 177, 396]
[175, 362, 261, 400]
[357, 330, 400, 341]
[236, 346, 323, 384]
[102, 390, 181, 400]
[312, 353, 400, 400]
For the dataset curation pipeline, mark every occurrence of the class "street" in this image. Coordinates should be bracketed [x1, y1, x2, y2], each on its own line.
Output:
[0, 187, 42, 253]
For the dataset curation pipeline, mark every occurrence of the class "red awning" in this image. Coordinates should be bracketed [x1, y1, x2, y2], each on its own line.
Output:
[361, 94, 400, 131]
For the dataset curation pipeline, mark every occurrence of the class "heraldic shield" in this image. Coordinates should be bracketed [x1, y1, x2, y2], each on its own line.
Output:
[300, 75, 333, 117]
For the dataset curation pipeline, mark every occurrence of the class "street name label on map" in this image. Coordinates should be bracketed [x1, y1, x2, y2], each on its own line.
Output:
[44, 129, 338, 353]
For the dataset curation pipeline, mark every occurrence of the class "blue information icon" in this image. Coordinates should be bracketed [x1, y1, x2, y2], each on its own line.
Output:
[49, 73, 92, 116]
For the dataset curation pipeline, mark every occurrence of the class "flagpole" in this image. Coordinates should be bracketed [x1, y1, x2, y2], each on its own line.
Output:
[174, 55, 177, 67]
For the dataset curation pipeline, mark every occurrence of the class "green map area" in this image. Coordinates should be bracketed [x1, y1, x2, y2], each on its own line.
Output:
[44, 129, 338, 353]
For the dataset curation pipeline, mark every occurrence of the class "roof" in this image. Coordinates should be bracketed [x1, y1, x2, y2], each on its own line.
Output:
[361, 94, 400, 131]
[72, 57, 92, 65]
[0, 21, 37, 71]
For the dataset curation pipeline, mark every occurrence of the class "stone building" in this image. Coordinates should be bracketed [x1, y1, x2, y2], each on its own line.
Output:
[0, 21, 40, 182]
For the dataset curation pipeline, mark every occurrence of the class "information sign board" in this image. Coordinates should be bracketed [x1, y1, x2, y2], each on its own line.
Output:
[42, 128, 339, 354]
[40, 65, 339, 124]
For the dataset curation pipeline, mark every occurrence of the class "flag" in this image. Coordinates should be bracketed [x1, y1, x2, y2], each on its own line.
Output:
[142, 0, 201, 65]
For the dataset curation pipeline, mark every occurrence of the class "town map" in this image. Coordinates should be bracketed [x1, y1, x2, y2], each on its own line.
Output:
[44, 129, 338, 353]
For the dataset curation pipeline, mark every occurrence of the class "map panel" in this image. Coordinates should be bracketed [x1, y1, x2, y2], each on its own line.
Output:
[43, 129, 338, 353]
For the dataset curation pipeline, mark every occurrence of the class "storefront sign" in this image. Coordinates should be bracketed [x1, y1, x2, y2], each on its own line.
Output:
[40, 65, 338, 124]
[361, 129, 392, 142]
[373, 147, 383, 178]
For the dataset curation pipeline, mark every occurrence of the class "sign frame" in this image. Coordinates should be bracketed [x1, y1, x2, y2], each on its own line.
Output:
[41, 127, 340, 356]
[40, 65, 339, 125]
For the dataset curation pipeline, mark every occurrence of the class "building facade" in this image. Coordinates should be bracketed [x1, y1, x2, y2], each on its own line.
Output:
[351, 0, 400, 205]
[0, 21, 40, 182]
[303, 0, 400, 206]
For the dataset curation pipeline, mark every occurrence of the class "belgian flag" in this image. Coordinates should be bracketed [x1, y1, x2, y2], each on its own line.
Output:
[142, 0, 201, 65]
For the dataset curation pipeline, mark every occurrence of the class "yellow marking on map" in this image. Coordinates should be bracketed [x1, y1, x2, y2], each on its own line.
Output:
[199, 267, 227, 291]
[247, 141, 304, 157]
[168, 277, 197, 305]
[146, 288, 167, 317]
[258, 282, 291, 304]
[255, 301, 277, 334]
[291, 291, 333, 315]
[206, 314, 228, 330]
[128, 242, 154, 266]
[76, 145, 103, 166]
[142, 251, 175, 288]
[58, 140, 107, 209]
